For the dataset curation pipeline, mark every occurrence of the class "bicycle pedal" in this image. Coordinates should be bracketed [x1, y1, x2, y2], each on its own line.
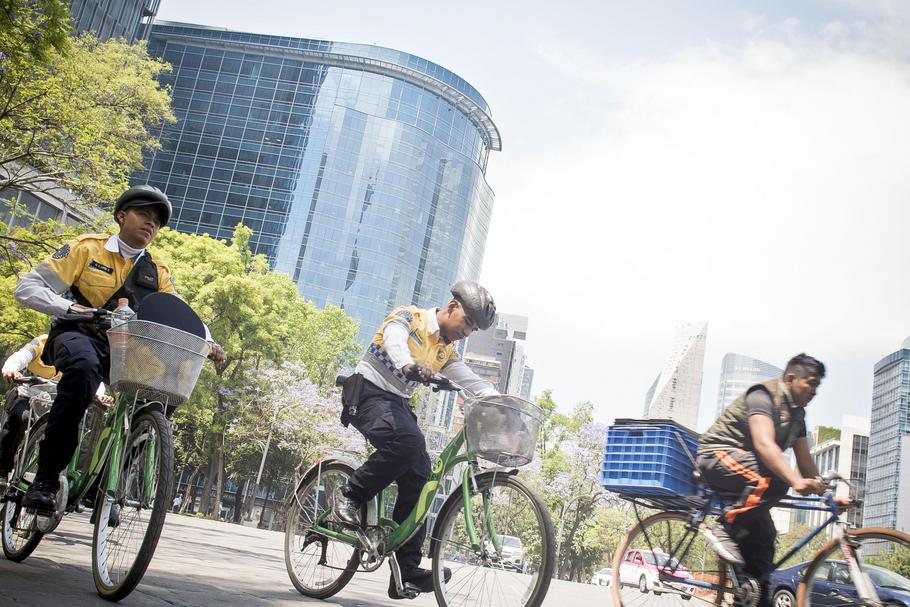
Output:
[393, 583, 421, 600]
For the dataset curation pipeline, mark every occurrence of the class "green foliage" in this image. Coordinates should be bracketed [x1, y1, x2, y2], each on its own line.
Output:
[866, 543, 910, 579]
[0, 33, 174, 209]
[775, 523, 829, 566]
[0, 0, 71, 62]
[816, 426, 841, 444]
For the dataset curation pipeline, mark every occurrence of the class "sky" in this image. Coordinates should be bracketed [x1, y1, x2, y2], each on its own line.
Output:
[157, 1, 910, 432]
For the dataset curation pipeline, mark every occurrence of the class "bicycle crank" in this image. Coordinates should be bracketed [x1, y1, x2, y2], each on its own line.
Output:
[358, 526, 387, 572]
[733, 575, 760, 607]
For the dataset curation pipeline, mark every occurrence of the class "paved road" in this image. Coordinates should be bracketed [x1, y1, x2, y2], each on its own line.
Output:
[0, 512, 612, 606]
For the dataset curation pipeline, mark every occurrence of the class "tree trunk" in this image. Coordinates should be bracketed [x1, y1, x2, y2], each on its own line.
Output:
[231, 478, 244, 523]
[243, 477, 258, 521]
[199, 455, 216, 516]
[212, 432, 226, 519]
[258, 480, 273, 528]
[179, 466, 200, 514]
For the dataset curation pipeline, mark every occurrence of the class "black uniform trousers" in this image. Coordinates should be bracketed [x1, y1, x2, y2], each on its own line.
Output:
[36, 331, 107, 482]
[0, 389, 29, 472]
[346, 379, 432, 572]
[697, 449, 789, 607]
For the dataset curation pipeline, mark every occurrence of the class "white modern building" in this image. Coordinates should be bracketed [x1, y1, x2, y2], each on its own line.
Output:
[716, 354, 783, 416]
[794, 416, 870, 534]
[643, 322, 708, 430]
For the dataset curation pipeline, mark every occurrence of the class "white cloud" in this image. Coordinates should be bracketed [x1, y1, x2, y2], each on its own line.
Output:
[483, 27, 910, 430]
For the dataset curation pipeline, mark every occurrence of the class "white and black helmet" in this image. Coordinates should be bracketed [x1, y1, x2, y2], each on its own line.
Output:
[114, 184, 172, 227]
[450, 281, 497, 330]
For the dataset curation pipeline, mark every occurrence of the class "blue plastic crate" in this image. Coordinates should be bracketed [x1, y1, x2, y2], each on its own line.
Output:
[601, 418, 700, 498]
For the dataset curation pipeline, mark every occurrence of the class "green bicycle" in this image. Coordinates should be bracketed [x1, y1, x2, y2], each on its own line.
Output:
[284, 375, 556, 607]
[0, 296, 211, 601]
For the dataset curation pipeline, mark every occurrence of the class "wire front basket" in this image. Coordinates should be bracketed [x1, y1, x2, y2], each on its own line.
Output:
[107, 320, 209, 406]
[463, 395, 542, 467]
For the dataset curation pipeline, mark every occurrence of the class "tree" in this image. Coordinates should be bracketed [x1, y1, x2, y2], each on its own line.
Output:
[0, 33, 174, 209]
[0, 0, 70, 62]
[151, 225, 360, 519]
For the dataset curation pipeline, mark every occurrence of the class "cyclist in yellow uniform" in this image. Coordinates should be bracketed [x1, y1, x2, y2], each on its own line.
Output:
[13, 185, 224, 513]
[333, 281, 499, 599]
[0, 335, 110, 489]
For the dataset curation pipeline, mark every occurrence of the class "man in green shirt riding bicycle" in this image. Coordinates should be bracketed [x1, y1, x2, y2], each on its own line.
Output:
[697, 353, 826, 607]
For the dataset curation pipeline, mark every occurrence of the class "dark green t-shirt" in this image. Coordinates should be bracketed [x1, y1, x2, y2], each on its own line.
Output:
[698, 382, 807, 456]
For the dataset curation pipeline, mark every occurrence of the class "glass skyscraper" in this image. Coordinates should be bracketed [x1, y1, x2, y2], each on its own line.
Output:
[715, 353, 782, 416]
[70, 0, 159, 42]
[864, 343, 910, 535]
[134, 22, 500, 344]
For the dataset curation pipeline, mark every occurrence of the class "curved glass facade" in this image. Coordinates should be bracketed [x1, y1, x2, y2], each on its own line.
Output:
[133, 22, 499, 344]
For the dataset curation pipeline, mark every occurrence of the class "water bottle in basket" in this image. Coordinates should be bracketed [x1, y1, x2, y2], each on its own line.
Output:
[110, 298, 134, 378]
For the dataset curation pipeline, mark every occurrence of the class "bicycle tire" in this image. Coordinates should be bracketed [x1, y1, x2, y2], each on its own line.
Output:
[92, 409, 174, 601]
[284, 460, 360, 599]
[0, 416, 47, 561]
[796, 527, 910, 607]
[612, 510, 729, 607]
[429, 470, 556, 607]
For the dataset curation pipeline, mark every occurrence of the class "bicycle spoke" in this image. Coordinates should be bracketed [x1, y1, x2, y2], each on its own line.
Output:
[433, 475, 552, 607]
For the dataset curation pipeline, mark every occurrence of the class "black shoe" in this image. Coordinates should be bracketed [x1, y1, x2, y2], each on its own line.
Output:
[331, 486, 362, 527]
[705, 520, 744, 565]
[23, 477, 59, 513]
[0, 469, 9, 494]
[388, 567, 452, 598]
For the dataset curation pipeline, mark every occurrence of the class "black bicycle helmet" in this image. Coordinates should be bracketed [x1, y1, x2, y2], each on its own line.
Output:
[113, 184, 172, 227]
[450, 281, 497, 330]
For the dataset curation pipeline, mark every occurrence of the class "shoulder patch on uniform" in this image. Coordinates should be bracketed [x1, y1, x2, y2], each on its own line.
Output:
[51, 243, 70, 259]
[395, 309, 414, 322]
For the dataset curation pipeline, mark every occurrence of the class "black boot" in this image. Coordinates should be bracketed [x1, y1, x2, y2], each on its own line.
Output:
[23, 477, 59, 513]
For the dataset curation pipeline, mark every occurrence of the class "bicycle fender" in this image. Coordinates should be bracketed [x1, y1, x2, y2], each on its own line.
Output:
[291, 456, 379, 526]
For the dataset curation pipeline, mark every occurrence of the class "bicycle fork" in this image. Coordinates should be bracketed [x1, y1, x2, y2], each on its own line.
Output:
[838, 531, 882, 607]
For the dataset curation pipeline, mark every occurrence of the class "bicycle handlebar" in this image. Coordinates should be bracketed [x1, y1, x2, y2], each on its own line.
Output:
[425, 375, 461, 393]
[12, 376, 54, 386]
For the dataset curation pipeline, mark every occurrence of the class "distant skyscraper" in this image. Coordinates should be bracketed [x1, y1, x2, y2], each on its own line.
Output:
[864, 340, 910, 535]
[520, 365, 534, 401]
[464, 313, 529, 396]
[716, 354, 783, 416]
[70, 0, 159, 42]
[134, 22, 501, 346]
[643, 322, 707, 430]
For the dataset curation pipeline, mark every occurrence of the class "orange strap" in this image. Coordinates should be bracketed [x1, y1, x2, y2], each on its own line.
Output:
[714, 450, 770, 524]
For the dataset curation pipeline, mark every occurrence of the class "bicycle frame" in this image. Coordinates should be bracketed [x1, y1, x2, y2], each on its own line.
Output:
[13, 392, 145, 512]
[635, 491, 846, 594]
[305, 427, 503, 557]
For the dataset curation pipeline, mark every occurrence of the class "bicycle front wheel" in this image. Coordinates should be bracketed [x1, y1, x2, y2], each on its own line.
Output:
[612, 511, 729, 607]
[429, 470, 555, 607]
[797, 527, 910, 607]
[92, 410, 174, 601]
[1, 417, 46, 561]
[284, 461, 360, 599]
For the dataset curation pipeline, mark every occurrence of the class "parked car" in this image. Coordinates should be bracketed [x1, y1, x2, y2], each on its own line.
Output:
[591, 567, 612, 586]
[486, 534, 525, 572]
[769, 560, 910, 607]
[617, 548, 695, 598]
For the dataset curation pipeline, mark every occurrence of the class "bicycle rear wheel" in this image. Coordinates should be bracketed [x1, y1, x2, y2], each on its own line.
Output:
[284, 461, 360, 599]
[429, 470, 555, 607]
[1, 417, 46, 561]
[797, 528, 910, 607]
[612, 511, 729, 607]
[92, 410, 174, 601]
